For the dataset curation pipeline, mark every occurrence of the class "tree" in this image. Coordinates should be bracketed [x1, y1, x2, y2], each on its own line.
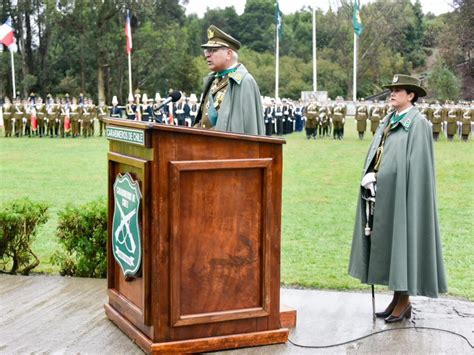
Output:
[428, 63, 461, 101]
[239, 0, 275, 52]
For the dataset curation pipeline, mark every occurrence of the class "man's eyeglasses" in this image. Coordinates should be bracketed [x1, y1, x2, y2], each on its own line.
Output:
[203, 47, 226, 56]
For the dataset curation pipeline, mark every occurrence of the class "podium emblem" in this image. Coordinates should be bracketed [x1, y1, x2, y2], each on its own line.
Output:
[112, 173, 142, 277]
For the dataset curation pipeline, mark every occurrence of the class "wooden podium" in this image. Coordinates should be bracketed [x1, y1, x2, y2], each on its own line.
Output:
[104, 118, 290, 353]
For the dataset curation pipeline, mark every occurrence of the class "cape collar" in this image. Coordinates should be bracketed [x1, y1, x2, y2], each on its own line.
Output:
[206, 63, 247, 85]
[390, 106, 418, 131]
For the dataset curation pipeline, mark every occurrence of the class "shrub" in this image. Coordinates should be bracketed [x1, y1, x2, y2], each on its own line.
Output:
[52, 197, 107, 278]
[0, 198, 49, 275]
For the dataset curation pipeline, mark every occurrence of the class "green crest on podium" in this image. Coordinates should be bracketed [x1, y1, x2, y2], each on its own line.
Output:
[112, 173, 142, 277]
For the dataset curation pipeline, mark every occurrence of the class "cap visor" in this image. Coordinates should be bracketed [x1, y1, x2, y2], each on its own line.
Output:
[201, 42, 228, 48]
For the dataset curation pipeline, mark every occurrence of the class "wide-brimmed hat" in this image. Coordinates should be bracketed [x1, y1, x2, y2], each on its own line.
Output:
[383, 74, 427, 97]
[201, 25, 241, 52]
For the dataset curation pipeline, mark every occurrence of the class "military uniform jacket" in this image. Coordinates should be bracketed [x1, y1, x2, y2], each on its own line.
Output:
[461, 108, 473, 135]
[14, 103, 24, 120]
[35, 104, 46, 121]
[333, 104, 346, 129]
[82, 105, 92, 122]
[3, 103, 12, 120]
[356, 105, 368, 131]
[264, 106, 274, 123]
[305, 104, 318, 129]
[431, 106, 444, 133]
[195, 64, 265, 135]
[348, 107, 447, 297]
[98, 104, 108, 119]
[446, 107, 458, 135]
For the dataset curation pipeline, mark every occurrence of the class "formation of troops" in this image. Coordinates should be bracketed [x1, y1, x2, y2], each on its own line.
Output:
[262, 96, 349, 139]
[353, 99, 473, 142]
[418, 100, 473, 142]
[1, 92, 472, 142]
[303, 98, 472, 142]
[0, 91, 200, 138]
[2, 93, 109, 138]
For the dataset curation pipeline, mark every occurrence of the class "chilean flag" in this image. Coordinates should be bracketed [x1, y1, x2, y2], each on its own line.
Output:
[0, 16, 15, 48]
[125, 10, 132, 54]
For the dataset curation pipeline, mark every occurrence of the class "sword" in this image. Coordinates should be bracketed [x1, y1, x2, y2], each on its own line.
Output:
[115, 201, 137, 253]
[372, 284, 376, 321]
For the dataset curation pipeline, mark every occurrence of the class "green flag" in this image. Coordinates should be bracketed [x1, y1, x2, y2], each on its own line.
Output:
[275, 1, 283, 39]
[353, 0, 363, 37]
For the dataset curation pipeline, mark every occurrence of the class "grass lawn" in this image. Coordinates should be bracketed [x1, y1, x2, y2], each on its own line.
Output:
[1, 119, 473, 300]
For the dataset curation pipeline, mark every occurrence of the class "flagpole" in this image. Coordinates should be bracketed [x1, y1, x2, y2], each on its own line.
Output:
[312, 6, 317, 92]
[353, 32, 357, 102]
[128, 51, 132, 98]
[10, 49, 16, 99]
[275, 22, 279, 99]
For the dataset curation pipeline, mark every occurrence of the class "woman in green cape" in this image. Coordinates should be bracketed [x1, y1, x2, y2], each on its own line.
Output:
[348, 74, 448, 323]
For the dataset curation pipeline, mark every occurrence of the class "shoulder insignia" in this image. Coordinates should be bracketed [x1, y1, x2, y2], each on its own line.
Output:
[229, 72, 243, 84]
[401, 117, 413, 130]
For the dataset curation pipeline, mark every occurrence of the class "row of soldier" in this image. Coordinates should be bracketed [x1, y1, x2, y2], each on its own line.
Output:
[262, 97, 349, 139]
[355, 100, 473, 142]
[109, 92, 199, 126]
[2, 94, 109, 138]
[2, 93, 472, 142]
[303, 97, 349, 140]
[1, 91, 201, 138]
[262, 97, 472, 142]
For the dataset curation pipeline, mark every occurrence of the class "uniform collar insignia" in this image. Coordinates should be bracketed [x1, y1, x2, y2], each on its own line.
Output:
[400, 117, 413, 130]
[228, 72, 242, 83]
[228, 65, 244, 84]
[392, 108, 415, 131]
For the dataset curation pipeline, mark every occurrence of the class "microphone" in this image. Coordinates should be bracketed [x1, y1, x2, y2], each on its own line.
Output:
[154, 90, 182, 112]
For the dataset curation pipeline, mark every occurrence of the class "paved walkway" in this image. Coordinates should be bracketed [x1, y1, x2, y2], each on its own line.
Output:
[1, 274, 473, 354]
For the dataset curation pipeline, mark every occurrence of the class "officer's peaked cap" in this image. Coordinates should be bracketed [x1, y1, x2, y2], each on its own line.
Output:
[201, 25, 241, 51]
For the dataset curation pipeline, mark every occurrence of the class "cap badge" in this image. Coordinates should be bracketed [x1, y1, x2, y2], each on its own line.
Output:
[207, 29, 214, 40]
[393, 75, 399, 83]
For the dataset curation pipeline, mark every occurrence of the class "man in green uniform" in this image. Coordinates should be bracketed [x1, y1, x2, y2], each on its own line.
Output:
[194, 25, 264, 135]
[318, 104, 330, 138]
[369, 102, 382, 135]
[97, 99, 108, 136]
[70, 96, 80, 138]
[2, 97, 13, 137]
[81, 98, 92, 138]
[349, 74, 447, 323]
[35, 97, 46, 137]
[446, 102, 458, 141]
[461, 102, 473, 142]
[305, 100, 318, 139]
[332, 96, 346, 140]
[355, 99, 369, 140]
[431, 101, 444, 141]
[13, 97, 24, 137]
